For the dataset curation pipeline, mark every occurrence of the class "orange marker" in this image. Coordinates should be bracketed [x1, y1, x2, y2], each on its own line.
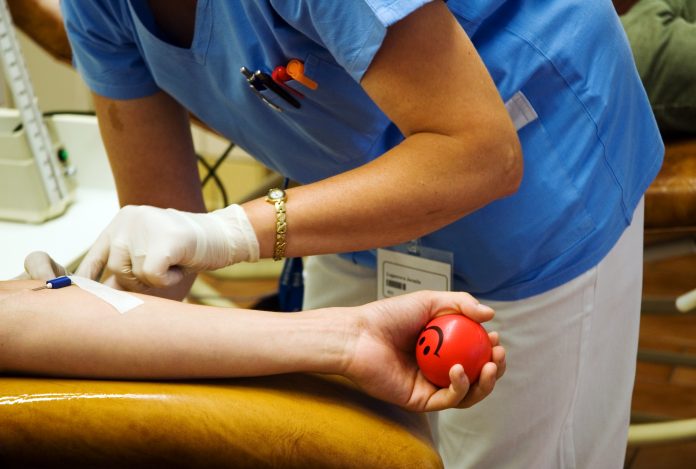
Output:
[286, 59, 318, 90]
[272, 65, 304, 98]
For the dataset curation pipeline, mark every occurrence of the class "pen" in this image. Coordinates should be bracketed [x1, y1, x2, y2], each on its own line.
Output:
[240, 66, 301, 110]
[240, 66, 282, 112]
[253, 70, 301, 109]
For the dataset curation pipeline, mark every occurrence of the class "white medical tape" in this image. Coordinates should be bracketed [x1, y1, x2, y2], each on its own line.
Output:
[68, 275, 144, 314]
[505, 91, 538, 131]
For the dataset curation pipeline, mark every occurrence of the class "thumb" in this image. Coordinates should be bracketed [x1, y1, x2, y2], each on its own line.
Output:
[23, 251, 68, 280]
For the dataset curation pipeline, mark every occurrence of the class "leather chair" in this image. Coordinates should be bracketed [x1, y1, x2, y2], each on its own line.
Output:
[0, 375, 441, 468]
[610, 0, 696, 446]
[643, 137, 696, 314]
[631, 138, 696, 445]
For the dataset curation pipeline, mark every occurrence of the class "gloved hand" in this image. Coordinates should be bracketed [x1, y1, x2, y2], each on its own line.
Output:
[17, 251, 69, 280]
[75, 204, 260, 291]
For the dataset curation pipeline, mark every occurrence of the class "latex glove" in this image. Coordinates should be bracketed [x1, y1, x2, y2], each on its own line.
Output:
[75, 204, 259, 291]
[16, 251, 69, 280]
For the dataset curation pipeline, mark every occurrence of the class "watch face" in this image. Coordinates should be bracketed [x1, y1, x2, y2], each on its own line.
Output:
[268, 188, 285, 201]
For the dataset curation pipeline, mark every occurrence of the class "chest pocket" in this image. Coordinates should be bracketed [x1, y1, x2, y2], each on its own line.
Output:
[258, 54, 392, 166]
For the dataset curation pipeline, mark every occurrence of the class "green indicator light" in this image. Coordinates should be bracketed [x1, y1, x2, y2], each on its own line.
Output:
[57, 148, 69, 162]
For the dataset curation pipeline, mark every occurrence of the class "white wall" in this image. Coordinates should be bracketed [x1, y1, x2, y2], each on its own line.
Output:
[2, 30, 94, 112]
[1, 24, 269, 210]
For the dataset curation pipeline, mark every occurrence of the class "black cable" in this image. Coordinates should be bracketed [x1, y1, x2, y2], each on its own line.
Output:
[199, 141, 235, 209]
[196, 152, 229, 207]
[201, 141, 235, 187]
[12, 110, 97, 132]
[14, 109, 233, 208]
[41, 110, 97, 117]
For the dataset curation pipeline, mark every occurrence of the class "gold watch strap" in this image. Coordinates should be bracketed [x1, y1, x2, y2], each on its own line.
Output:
[265, 188, 287, 261]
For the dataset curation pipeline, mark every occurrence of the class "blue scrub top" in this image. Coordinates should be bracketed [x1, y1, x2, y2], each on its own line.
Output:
[61, 0, 664, 300]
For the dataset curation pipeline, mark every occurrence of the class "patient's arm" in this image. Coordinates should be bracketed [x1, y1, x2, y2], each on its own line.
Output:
[0, 280, 505, 412]
[0, 279, 351, 379]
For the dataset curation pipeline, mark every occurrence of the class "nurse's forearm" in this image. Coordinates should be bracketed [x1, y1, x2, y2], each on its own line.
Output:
[0, 280, 349, 379]
[243, 1, 522, 259]
[244, 133, 518, 258]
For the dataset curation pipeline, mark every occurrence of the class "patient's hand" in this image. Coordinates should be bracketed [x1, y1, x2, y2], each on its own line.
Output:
[19, 251, 68, 280]
[343, 290, 506, 412]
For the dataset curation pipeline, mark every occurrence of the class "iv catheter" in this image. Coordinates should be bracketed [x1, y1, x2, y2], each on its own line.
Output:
[31, 276, 72, 291]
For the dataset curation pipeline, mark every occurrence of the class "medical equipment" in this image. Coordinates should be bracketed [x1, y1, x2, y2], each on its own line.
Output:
[31, 275, 72, 290]
[29, 274, 143, 313]
[0, 0, 75, 223]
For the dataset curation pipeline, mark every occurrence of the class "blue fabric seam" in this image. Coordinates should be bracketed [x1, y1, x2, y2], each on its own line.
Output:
[343, 18, 387, 82]
[193, 0, 212, 65]
[80, 75, 159, 99]
[348, 0, 431, 82]
[498, 26, 631, 221]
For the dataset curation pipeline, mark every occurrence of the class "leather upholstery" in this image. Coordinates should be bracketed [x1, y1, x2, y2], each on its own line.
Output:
[0, 375, 442, 468]
[613, 0, 641, 15]
[645, 139, 696, 232]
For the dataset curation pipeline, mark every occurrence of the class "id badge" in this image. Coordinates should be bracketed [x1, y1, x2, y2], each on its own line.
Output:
[377, 242, 453, 299]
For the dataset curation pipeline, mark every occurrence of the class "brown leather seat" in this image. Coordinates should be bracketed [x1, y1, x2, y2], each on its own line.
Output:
[644, 138, 696, 236]
[0, 375, 442, 468]
[642, 137, 696, 308]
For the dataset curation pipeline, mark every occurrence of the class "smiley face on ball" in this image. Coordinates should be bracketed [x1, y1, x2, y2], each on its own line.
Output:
[417, 324, 445, 358]
[416, 314, 492, 388]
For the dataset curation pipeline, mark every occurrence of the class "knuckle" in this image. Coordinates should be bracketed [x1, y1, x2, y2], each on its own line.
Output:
[118, 205, 137, 218]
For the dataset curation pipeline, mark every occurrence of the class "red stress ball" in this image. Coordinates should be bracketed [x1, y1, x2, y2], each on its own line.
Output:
[416, 314, 492, 388]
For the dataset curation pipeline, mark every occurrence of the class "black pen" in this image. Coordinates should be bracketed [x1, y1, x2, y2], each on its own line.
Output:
[240, 66, 282, 112]
[253, 70, 301, 109]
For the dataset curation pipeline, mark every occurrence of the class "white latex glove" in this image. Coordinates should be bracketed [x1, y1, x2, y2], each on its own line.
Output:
[17, 251, 69, 280]
[75, 204, 260, 291]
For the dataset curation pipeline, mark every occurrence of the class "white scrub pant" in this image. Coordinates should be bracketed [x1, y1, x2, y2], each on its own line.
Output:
[303, 200, 644, 469]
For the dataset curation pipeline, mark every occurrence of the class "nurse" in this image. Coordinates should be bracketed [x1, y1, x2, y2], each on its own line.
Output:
[60, 1, 663, 467]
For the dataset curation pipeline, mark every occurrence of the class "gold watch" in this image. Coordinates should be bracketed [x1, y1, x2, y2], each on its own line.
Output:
[265, 188, 287, 261]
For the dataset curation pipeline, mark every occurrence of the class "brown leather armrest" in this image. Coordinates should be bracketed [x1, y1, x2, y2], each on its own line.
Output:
[0, 375, 442, 468]
[612, 0, 641, 15]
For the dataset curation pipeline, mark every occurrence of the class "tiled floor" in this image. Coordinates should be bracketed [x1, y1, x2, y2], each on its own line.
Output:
[196, 249, 696, 468]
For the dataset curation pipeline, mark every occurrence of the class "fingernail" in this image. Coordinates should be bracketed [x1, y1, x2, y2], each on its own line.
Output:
[477, 303, 494, 313]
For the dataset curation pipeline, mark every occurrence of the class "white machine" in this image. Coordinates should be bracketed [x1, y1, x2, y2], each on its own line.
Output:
[0, 0, 75, 223]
